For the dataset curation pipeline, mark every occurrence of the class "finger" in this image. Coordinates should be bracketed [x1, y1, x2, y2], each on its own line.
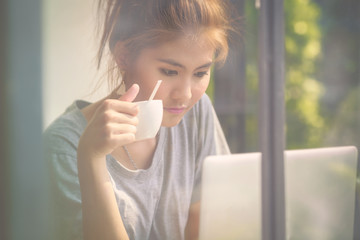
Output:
[119, 84, 140, 102]
[99, 99, 139, 117]
[106, 124, 137, 146]
[103, 112, 138, 126]
[106, 122, 137, 135]
[113, 113, 138, 126]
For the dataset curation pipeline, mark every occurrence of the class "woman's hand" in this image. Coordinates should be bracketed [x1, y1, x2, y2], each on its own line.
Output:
[77, 84, 139, 240]
[78, 84, 140, 162]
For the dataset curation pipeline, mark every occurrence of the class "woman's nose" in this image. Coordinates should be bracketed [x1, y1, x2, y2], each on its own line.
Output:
[171, 78, 192, 101]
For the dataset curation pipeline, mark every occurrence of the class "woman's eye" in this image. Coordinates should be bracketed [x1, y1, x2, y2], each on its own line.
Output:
[194, 71, 209, 78]
[161, 68, 178, 76]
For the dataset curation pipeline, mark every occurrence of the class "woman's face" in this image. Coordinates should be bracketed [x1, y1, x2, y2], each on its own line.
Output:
[122, 35, 215, 127]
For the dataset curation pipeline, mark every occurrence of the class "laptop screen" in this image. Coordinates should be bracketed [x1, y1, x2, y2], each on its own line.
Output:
[199, 146, 358, 240]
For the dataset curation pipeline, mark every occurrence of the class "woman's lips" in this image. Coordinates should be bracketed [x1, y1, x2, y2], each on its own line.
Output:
[163, 107, 186, 114]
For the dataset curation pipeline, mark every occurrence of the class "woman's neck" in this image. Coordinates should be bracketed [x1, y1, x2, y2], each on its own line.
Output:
[114, 138, 157, 170]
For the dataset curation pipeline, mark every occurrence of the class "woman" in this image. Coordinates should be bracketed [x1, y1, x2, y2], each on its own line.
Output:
[44, 0, 238, 239]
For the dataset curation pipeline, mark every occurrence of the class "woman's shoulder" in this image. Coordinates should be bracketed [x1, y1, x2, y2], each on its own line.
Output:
[186, 93, 214, 125]
[184, 93, 212, 118]
[43, 100, 89, 156]
[194, 93, 213, 111]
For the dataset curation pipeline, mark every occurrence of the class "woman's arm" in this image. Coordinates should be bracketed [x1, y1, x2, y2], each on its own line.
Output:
[78, 154, 129, 240]
[185, 201, 201, 240]
[77, 84, 139, 240]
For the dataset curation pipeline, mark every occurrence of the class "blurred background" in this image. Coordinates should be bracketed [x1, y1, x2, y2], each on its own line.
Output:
[214, 0, 360, 154]
[42, 0, 108, 128]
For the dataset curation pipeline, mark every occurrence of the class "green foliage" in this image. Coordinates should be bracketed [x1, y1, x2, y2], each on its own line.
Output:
[284, 0, 325, 149]
[243, 0, 326, 150]
[325, 88, 360, 145]
[219, 0, 359, 151]
[242, 1, 260, 152]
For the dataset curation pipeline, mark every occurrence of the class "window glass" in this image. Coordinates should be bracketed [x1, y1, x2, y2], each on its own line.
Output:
[214, 0, 360, 153]
[213, 1, 359, 238]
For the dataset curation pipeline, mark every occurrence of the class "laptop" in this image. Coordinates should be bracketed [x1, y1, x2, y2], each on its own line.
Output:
[198, 146, 358, 240]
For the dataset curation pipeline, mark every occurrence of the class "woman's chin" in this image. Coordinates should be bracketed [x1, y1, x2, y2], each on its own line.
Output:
[161, 118, 183, 128]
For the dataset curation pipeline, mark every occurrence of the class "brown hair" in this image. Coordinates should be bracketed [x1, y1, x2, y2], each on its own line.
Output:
[97, 0, 240, 90]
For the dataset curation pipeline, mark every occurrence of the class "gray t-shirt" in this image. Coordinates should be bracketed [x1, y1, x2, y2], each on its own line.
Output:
[43, 94, 229, 240]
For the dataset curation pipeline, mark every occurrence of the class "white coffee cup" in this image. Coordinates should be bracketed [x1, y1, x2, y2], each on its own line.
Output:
[134, 99, 163, 141]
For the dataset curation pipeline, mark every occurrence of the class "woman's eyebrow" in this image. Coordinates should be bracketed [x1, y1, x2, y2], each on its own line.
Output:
[157, 58, 185, 68]
[195, 62, 213, 70]
[157, 58, 213, 70]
